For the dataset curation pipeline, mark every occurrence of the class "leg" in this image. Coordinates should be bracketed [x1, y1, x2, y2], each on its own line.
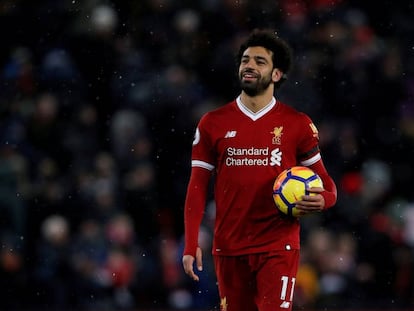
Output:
[255, 250, 300, 311]
[214, 255, 258, 311]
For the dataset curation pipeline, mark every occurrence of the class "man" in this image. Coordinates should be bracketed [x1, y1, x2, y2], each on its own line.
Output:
[182, 29, 337, 311]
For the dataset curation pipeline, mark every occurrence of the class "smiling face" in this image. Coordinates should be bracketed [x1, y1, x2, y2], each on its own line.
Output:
[238, 46, 283, 97]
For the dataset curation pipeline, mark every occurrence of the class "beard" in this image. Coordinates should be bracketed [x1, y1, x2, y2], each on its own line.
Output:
[239, 71, 273, 96]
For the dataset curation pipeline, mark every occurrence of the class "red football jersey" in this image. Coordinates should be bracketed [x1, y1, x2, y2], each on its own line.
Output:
[191, 96, 321, 256]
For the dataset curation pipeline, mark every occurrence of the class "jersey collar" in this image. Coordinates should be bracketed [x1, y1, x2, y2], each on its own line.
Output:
[236, 96, 276, 121]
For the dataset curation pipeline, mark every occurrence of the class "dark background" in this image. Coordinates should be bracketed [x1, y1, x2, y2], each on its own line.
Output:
[0, 0, 414, 310]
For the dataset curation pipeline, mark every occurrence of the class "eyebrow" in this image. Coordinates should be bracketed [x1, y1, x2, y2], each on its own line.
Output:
[242, 55, 270, 63]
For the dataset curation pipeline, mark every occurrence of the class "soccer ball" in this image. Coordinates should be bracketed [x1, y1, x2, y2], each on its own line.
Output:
[273, 166, 323, 217]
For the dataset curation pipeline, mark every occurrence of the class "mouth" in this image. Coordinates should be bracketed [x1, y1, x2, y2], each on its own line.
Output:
[241, 71, 258, 81]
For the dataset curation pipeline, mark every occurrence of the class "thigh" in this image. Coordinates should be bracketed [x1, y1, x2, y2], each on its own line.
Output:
[255, 250, 300, 311]
[214, 255, 258, 311]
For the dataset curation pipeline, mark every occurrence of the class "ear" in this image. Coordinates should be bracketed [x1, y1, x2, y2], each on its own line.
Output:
[272, 68, 283, 83]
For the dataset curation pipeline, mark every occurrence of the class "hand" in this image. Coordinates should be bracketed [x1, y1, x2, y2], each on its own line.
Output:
[294, 187, 325, 216]
[182, 246, 203, 281]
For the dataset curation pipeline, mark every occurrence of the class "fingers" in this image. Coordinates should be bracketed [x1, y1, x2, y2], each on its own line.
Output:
[188, 269, 200, 282]
[195, 247, 203, 272]
[182, 249, 203, 282]
[295, 191, 325, 212]
[307, 186, 324, 193]
[182, 255, 199, 281]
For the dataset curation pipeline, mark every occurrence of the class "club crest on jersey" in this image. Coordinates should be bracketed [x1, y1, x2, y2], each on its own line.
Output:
[270, 126, 283, 145]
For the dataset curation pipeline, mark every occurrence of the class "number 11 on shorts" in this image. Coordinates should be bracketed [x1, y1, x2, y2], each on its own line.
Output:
[280, 276, 296, 308]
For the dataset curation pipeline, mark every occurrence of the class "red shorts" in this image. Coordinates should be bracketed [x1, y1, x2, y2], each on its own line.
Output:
[214, 249, 300, 311]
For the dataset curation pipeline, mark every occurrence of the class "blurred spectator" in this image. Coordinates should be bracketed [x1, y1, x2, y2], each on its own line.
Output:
[0, 143, 29, 237]
[32, 214, 74, 309]
[0, 232, 26, 310]
[62, 104, 101, 171]
[110, 109, 148, 165]
[26, 92, 71, 170]
[70, 218, 109, 309]
[1, 47, 36, 97]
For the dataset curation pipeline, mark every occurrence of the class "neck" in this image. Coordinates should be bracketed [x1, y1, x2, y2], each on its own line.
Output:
[239, 89, 275, 113]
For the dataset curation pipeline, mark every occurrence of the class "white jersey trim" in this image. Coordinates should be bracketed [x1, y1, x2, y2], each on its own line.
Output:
[236, 96, 276, 121]
[192, 160, 215, 171]
[301, 153, 321, 166]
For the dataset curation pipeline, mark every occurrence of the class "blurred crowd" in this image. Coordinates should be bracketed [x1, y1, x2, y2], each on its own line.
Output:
[0, 0, 414, 310]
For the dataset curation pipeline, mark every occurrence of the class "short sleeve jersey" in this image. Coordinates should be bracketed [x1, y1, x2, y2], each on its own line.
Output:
[191, 97, 321, 256]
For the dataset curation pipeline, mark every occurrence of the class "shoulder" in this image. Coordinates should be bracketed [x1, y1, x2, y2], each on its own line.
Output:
[276, 101, 318, 138]
[276, 100, 313, 121]
[200, 100, 237, 122]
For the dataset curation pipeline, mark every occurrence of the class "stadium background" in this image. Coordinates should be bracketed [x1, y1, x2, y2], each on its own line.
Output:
[0, 0, 414, 310]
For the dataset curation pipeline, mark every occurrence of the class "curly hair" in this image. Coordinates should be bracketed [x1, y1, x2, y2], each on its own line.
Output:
[236, 29, 293, 89]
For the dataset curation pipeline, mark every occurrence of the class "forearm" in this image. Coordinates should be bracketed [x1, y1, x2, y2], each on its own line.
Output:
[183, 167, 211, 256]
[310, 160, 337, 209]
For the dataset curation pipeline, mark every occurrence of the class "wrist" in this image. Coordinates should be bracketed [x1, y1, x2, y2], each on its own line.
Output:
[321, 190, 337, 209]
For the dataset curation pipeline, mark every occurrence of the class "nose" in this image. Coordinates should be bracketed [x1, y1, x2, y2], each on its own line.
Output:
[241, 60, 256, 71]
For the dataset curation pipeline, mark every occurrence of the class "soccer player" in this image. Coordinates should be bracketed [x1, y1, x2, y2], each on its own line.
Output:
[182, 29, 337, 311]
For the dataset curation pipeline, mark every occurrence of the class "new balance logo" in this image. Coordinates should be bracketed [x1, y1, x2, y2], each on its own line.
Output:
[224, 131, 237, 138]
